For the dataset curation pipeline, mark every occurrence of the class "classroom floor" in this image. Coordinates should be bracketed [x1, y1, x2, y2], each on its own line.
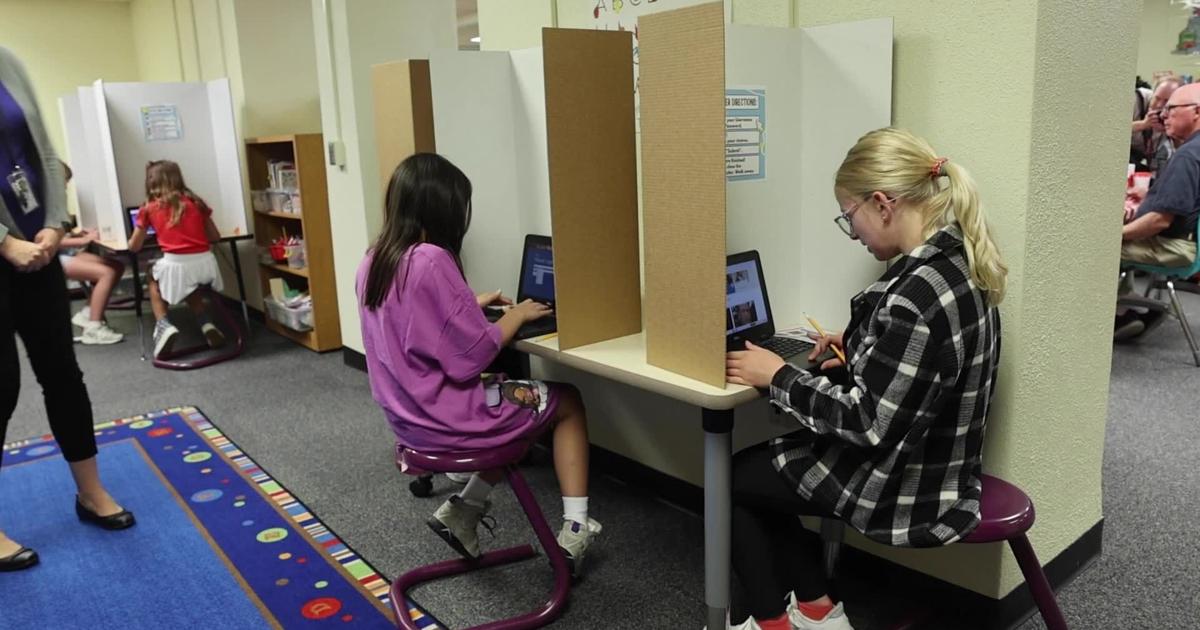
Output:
[7, 291, 1200, 629]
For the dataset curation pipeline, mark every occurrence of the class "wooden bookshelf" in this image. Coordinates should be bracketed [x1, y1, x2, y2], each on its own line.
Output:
[259, 261, 309, 278]
[247, 133, 341, 352]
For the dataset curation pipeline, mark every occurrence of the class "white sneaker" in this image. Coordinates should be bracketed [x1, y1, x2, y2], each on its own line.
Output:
[71, 307, 92, 329]
[153, 320, 181, 358]
[444, 471, 474, 484]
[80, 323, 124, 345]
[556, 517, 602, 577]
[787, 594, 855, 630]
[201, 322, 226, 348]
[427, 495, 494, 560]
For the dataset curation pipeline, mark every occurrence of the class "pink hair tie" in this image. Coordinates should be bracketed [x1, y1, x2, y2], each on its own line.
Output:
[931, 157, 948, 178]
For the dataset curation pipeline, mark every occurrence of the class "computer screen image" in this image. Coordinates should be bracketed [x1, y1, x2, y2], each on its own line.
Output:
[726, 259, 767, 334]
[126, 206, 156, 237]
[520, 238, 555, 304]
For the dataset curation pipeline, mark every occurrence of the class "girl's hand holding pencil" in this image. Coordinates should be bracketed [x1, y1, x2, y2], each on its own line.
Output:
[805, 314, 847, 371]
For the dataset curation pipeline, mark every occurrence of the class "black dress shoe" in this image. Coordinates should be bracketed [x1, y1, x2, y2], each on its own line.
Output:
[75, 497, 136, 530]
[0, 546, 39, 572]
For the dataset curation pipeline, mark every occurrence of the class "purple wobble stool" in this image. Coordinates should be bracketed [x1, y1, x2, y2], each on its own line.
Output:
[959, 474, 1068, 630]
[153, 286, 245, 371]
[390, 440, 572, 630]
[821, 474, 1069, 630]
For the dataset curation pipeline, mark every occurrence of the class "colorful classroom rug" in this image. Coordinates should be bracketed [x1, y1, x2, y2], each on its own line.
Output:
[0, 406, 441, 629]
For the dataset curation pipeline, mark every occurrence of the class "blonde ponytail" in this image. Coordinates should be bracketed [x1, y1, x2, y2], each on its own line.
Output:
[937, 161, 1007, 305]
[835, 128, 1008, 305]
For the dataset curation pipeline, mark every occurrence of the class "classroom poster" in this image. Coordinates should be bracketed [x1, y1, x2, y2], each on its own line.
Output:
[140, 104, 182, 142]
[726, 87, 766, 181]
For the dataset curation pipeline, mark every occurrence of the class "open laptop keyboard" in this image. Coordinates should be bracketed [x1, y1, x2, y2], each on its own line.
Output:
[760, 336, 815, 358]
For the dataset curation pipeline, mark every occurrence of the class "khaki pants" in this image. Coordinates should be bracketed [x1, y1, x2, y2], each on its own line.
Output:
[1121, 235, 1197, 269]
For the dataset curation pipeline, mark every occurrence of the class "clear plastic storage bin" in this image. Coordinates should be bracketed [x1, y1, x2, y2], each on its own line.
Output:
[265, 297, 313, 332]
[251, 190, 270, 213]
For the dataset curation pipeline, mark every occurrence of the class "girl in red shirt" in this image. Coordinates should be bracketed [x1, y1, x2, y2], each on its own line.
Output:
[128, 160, 223, 358]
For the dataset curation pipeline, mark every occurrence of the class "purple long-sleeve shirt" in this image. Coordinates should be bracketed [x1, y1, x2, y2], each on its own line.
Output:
[357, 244, 536, 452]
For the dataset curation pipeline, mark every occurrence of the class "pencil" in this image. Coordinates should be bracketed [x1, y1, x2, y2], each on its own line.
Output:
[804, 314, 847, 364]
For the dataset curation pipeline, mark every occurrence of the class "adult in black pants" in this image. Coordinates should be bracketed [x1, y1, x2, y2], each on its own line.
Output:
[723, 129, 1006, 630]
[0, 46, 133, 573]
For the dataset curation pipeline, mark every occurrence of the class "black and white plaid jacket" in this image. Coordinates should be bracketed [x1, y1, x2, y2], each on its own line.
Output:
[768, 224, 1001, 548]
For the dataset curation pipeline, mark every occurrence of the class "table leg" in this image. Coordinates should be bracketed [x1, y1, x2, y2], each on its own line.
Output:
[703, 408, 734, 630]
[130, 251, 146, 361]
[227, 240, 251, 338]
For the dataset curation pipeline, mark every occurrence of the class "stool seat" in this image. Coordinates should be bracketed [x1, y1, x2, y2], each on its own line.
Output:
[397, 439, 532, 475]
[962, 474, 1035, 544]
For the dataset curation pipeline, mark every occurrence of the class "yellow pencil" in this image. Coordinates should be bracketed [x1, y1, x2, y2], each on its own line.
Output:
[804, 314, 847, 364]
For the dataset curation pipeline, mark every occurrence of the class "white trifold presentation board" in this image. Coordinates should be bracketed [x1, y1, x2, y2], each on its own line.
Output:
[428, 47, 551, 298]
[58, 79, 248, 248]
[724, 17, 893, 332]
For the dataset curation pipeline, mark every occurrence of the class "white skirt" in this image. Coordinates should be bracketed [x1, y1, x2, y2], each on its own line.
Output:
[152, 252, 223, 305]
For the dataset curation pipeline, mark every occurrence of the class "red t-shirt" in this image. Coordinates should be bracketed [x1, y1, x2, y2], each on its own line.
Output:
[138, 196, 212, 254]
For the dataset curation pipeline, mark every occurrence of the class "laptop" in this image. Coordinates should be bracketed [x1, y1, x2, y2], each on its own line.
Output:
[126, 206, 156, 242]
[726, 250, 829, 370]
[485, 234, 557, 340]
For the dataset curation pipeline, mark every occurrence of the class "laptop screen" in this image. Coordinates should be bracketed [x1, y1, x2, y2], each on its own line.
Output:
[127, 207, 156, 237]
[726, 258, 769, 334]
[519, 236, 555, 304]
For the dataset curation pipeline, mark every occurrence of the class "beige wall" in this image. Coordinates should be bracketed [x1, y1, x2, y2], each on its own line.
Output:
[130, 0, 185, 83]
[0, 0, 141, 163]
[310, 0, 457, 353]
[233, 0, 322, 138]
[477, 0, 555, 51]
[1138, 0, 1200, 81]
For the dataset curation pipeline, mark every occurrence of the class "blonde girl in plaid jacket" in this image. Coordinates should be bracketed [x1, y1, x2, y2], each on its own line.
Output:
[721, 128, 1007, 630]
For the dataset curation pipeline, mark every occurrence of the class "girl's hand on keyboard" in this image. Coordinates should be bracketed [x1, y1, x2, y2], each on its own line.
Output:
[476, 289, 512, 308]
[726, 341, 785, 388]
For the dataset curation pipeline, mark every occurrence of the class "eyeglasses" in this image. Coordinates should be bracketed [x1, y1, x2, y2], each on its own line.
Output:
[834, 195, 898, 238]
[834, 200, 864, 238]
[1163, 103, 1200, 115]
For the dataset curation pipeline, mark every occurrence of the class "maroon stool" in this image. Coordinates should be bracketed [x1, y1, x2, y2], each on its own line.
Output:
[153, 286, 245, 371]
[390, 440, 572, 630]
[822, 474, 1069, 630]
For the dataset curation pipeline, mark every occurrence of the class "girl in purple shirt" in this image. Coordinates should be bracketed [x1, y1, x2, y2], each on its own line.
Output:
[357, 153, 600, 576]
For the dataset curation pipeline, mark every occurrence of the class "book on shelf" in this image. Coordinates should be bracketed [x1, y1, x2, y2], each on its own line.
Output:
[266, 160, 299, 193]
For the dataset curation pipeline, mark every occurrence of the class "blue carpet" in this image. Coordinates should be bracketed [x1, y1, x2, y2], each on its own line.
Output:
[0, 439, 267, 629]
[0, 407, 430, 629]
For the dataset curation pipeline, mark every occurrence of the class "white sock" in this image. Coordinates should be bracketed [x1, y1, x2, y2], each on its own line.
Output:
[562, 496, 588, 524]
[458, 473, 495, 506]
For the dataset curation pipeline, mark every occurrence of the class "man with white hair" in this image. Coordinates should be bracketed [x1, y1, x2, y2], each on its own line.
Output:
[1115, 82, 1200, 339]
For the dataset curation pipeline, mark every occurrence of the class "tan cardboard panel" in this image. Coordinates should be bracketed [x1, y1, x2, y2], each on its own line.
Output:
[639, 2, 727, 387]
[543, 28, 642, 350]
[371, 60, 436, 191]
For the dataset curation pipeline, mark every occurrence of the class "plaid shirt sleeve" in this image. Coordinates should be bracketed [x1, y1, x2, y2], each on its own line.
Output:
[768, 297, 944, 450]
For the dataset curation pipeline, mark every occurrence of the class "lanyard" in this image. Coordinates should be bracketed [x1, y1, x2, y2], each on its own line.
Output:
[0, 78, 46, 239]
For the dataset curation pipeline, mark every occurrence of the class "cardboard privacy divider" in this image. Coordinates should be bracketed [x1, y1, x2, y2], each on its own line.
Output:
[639, 2, 728, 388]
[543, 28, 641, 351]
[638, 2, 891, 388]
[59, 79, 248, 247]
[405, 29, 640, 352]
[371, 60, 436, 190]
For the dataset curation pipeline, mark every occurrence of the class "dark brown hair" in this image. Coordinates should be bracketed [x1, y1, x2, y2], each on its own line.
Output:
[361, 153, 473, 310]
